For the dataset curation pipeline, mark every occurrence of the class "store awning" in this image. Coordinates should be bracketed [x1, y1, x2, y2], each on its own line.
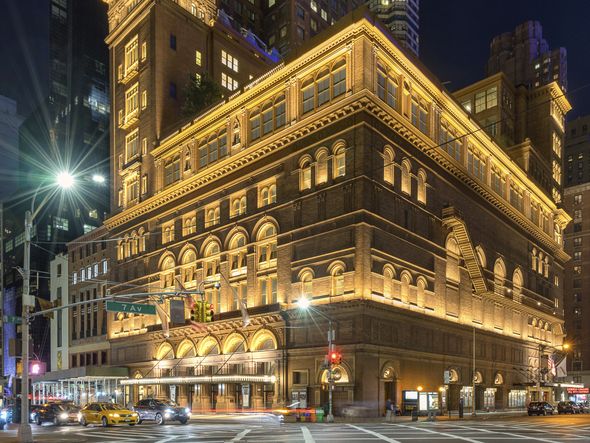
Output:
[31, 366, 129, 383]
[120, 375, 277, 386]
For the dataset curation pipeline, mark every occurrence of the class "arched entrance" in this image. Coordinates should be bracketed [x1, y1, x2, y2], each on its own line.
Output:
[382, 365, 399, 408]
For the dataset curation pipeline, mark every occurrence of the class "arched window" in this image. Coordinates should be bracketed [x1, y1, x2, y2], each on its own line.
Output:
[475, 245, 487, 269]
[383, 147, 394, 184]
[229, 233, 247, 276]
[446, 236, 460, 283]
[376, 62, 399, 109]
[184, 217, 196, 236]
[302, 76, 315, 114]
[543, 256, 549, 278]
[301, 59, 346, 114]
[181, 250, 197, 283]
[299, 156, 312, 190]
[333, 145, 346, 178]
[138, 228, 147, 252]
[400, 272, 412, 302]
[401, 159, 411, 195]
[161, 255, 176, 288]
[250, 107, 261, 141]
[117, 241, 124, 261]
[316, 149, 328, 184]
[513, 268, 523, 302]
[231, 195, 247, 218]
[330, 264, 345, 296]
[204, 242, 220, 278]
[257, 223, 277, 270]
[123, 234, 129, 259]
[300, 270, 313, 298]
[531, 248, 538, 271]
[259, 183, 277, 207]
[417, 169, 427, 204]
[205, 206, 220, 228]
[494, 259, 506, 296]
[383, 266, 395, 298]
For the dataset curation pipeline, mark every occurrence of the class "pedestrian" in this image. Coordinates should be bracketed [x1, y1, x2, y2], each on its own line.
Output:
[385, 399, 393, 421]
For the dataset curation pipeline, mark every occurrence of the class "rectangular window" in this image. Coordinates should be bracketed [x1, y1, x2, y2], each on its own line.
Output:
[125, 83, 139, 117]
[195, 50, 202, 66]
[124, 36, 139, 73]
[125, 130, 139, 161]
[574, 194, 583, 205]
[164, 157, 181, 186]
[57, 287, 62, 347]
[141, 90, 147, 109]
[126, 178, 139, 202]
[141, 174, 147, 194]
[170, 34, 176, 50]
[221, 73, 238, 91]
[141, 41, 147, 60]
[302, 83, 314, 114]
[54, 216, 69, 231]
[221, 50, 239, 72]
[169, 82, 177, 99]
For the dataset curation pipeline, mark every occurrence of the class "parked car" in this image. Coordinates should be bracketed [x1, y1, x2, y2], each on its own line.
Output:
[133, 399, 190, 425]
[78, 403, 138, 427]
[577, 402, 590, 413]
[557, 401, 580, 414]
[35, 403, 80, 425]
[527, 401, 554, 416]
[0, 403, 40, 426]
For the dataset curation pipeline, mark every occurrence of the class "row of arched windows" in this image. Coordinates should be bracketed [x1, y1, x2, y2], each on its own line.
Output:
[383, 147, 427, 204]
[298, 261, 346, 298]
[299, 142, 347, 191]
[117, 228, 147, 260]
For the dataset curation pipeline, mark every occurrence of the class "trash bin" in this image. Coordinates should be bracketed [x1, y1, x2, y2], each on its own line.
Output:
[316, 408, 325, 423]
[411, 407, 418, 422]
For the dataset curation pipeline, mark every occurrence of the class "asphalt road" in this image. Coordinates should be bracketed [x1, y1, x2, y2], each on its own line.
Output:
[2, 413, 590, 442]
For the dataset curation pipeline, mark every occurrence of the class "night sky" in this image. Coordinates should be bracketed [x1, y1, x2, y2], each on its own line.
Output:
[1, 0, 589, 118]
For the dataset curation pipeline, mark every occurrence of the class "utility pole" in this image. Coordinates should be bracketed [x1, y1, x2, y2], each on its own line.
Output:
[327, 320, 334, 423]
[472, 326, 476, 416]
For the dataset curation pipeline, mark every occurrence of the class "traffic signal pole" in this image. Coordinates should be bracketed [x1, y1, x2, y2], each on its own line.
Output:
[327, 319, 334, 423]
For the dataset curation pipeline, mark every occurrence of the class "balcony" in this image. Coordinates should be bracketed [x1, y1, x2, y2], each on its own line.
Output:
[119, 109, 139, 130]
[119, 63, 139, 85]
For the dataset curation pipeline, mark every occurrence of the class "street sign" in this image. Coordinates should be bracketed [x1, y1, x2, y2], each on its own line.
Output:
[3, 315, 22, 324]
[105, 301, 156, 315]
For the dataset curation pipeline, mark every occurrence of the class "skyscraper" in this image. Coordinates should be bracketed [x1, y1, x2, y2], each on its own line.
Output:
[368, 0, 419, 55]
[487, 20, 567, 91]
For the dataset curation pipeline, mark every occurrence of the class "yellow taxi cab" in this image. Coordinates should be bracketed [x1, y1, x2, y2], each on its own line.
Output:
[78, 402, 139, 427]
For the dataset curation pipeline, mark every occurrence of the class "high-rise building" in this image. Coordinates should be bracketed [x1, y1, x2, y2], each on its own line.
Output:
[74, 7, 569, 414]
[563, 116, 590, 387]
[0, 96, 24, 200]
[2, 0, 110, 382]
[367, 0, 419, 55]
[487, 20, 567, 91]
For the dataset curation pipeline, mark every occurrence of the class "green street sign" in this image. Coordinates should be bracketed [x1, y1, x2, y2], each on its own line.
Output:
[2, 315, 22, 324]
[105, 301, 156, 315]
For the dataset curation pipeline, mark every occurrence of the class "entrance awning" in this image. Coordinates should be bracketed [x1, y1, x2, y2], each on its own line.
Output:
[120, 375, 277, 386]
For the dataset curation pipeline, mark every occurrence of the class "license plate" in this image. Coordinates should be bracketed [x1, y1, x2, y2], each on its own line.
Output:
[124, 419, 130, 422]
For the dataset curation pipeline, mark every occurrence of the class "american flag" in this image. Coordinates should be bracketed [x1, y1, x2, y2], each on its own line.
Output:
[548, 354, 557, 377]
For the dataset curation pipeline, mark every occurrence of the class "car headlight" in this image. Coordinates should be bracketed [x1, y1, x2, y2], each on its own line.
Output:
[184, 408, 191, 414]
[132, 412, 138, 417]
[77, 413, 82, 421]
[1, 411, 7, 419]
[59, 412, 68, 420]
[164, 409, 173, 414]
[30, 413, 36, 420]
[111, 413, 120, 418]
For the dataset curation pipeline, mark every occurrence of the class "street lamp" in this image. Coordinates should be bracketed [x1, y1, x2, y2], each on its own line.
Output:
[91, 174, 105, 184]
[18, 173, 73, 443]
[296, 297, 335, 423]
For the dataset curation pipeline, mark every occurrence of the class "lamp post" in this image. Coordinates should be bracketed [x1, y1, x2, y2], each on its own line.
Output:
[18, 172, 74, 443]
[296, 297, 335, 423]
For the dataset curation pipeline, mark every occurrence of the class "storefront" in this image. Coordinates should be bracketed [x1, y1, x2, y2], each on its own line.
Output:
[567, 387, 589, 403]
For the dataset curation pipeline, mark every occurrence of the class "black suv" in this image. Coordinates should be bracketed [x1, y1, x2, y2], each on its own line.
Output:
[35, 403, 80, 425]
[527, 401, 554, 416]
[558, 401, 580, 414]
[133, 399, 190, 425]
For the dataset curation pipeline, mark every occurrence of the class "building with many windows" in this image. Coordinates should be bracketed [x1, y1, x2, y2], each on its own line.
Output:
[367, 0, 419, 56]
[563, 115, 590, 387]
[98, 7, 571, 415]
[487, 20, 567, 91]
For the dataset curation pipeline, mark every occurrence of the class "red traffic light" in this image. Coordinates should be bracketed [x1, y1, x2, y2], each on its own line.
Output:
[329, 351, 342, 365]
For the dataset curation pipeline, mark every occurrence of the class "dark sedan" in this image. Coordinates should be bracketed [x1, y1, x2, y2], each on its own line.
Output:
[133, 399, 190, 425]
[527, 401, 554, 416]
[35, 403, 80, 425]
[558, 401, 580, 414]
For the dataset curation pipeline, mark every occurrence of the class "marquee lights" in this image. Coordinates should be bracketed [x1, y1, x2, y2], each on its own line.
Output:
[120, 374, 277, 386]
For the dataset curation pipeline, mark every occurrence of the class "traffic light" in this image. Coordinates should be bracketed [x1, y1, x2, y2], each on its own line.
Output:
[204, 304, 214, 322]
[329, 351, 342, 365]
[190, 300, 202, 322]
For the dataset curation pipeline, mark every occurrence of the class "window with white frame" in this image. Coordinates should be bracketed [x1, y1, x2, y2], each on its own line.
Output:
[333, 145, 346, 178]
[125, 83, 139, 118]
[125, 129, 139, 162]
[195, 50, 202, 66]
[259, 275, 277, 305]
[221, 72, 238, 91]
[229, 233, 247, 276]
[300, 157, 312, 190]
[124, 36, 139, 74]
[221, 50, 239, 72]
[125, 176, 139, 203]
[204, 242, 220, 278]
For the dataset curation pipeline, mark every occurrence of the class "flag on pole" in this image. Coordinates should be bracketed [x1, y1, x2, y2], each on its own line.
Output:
[547, 354, 556, 376]
[555, 355, 567, 378]
[239, 295, 250, 328]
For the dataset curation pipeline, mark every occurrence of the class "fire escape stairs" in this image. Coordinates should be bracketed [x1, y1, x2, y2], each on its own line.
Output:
[442, 206, 489, 296]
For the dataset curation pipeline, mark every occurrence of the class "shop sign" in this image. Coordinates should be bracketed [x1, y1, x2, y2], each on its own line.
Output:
[567, 387, 589, 394]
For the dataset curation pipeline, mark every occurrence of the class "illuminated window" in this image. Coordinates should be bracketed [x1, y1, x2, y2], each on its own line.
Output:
[204, 242, 220, 278]
[333, 145, 346, 178]
[301, 59, 346, 114]
[125, 83, 139, 118]
[439, 121, 461, 161]
[54, 216, 69, 231]
[330, 264, 344, 296]
[300, 270, 313, 298]
[230, 193, 247, 218]
[124, 36, 139, 74]
[467, 147, 485, 181]
[259, 182, 277, 207]
[195, 50, 202, 66]
[221, 72, 238, 91]
[250, 95, 285, 142]
[229, 234, 247, 276]
[162, 223, 175, 244]
[198, 128, 227, 169]
[141, 90, 147, 109]
[125, 176, 139, 203]
[257, 223, 277, 270]
[377, 63, 398, 109]
[417, 169, 427, 204]
[259, 275, 278, 305]
[316, 149, 328, 184]
[383, 147, 394, 184]
[205, 205, 220, 228]
[474, 86, 497, 113]
[411, 93, 429, 134]
[300, 157, 312, 190]
[183, 216, 197, 236]
[221, 50, 239, 73]
[125, 129, 139, 161]
[401, 159, 411, 195]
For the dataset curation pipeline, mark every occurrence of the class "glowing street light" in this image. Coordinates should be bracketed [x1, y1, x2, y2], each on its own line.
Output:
[56, 171, 75, 189]
[297, 296, 310, 310]
[92, 174, 106, 184]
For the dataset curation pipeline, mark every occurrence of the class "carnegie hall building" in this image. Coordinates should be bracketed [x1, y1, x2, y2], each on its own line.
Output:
[100, 1, 571, 415]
